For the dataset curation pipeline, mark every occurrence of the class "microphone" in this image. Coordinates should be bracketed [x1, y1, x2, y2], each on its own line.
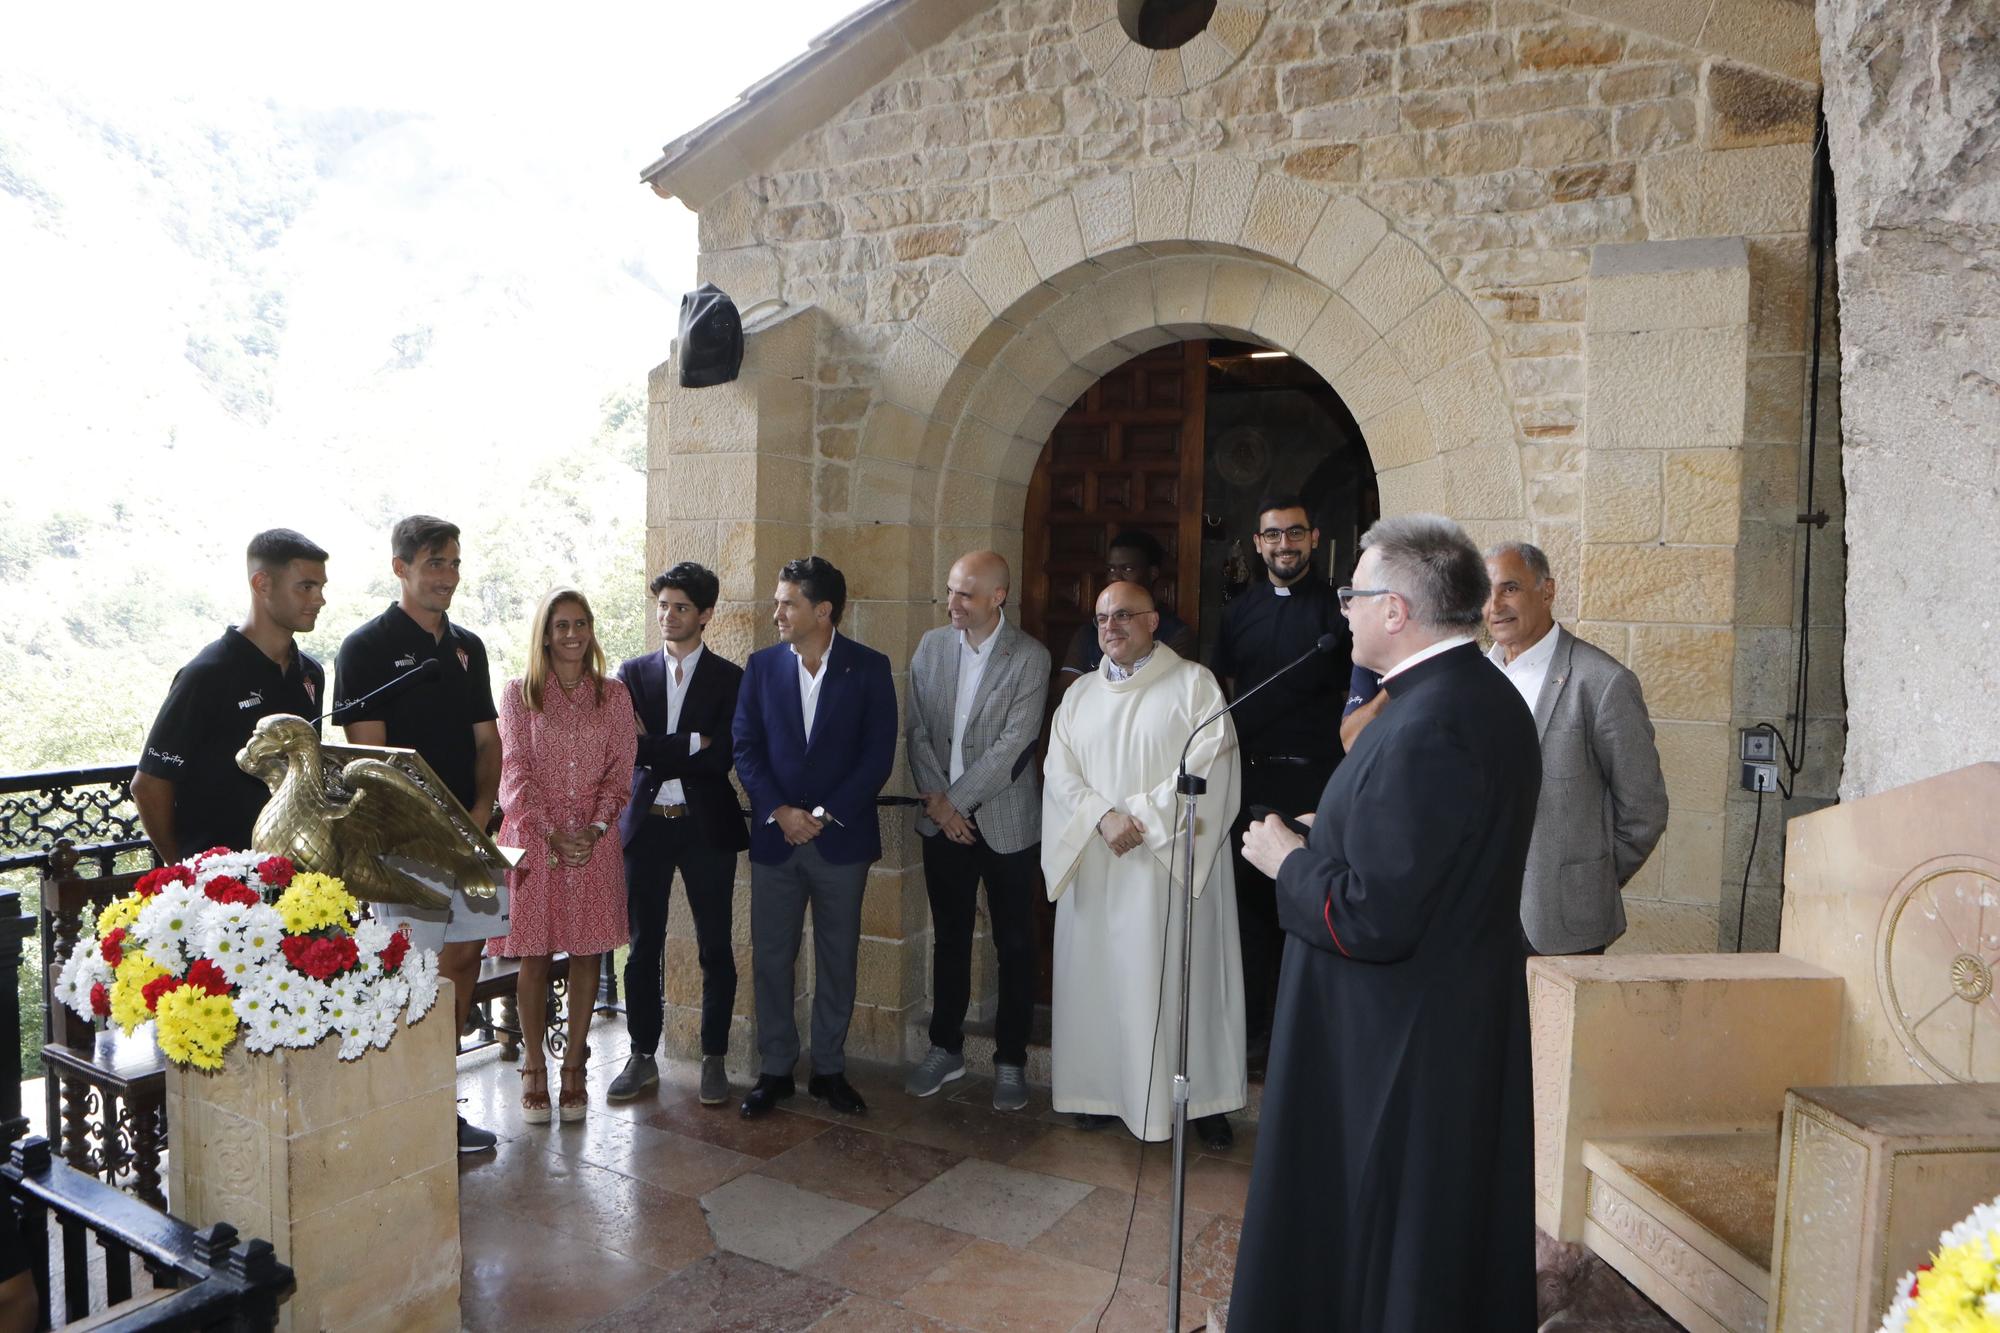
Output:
[1178, 633, 1341, 781]
[321, 658, 442, 726]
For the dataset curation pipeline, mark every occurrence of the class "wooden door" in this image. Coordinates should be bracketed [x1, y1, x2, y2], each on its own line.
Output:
[1017, 339, 1207, 1004]
[1020, 340, 1207, 666]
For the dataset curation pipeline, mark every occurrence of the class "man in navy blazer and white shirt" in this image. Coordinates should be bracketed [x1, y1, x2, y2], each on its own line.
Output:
[733, 556, 898, 1118]
[609, 562, 749, 1108]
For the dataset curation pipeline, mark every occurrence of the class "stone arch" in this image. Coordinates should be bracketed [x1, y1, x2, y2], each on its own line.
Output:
[849, 163, 1525, 597]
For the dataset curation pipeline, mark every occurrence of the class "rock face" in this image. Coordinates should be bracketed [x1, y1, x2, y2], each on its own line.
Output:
[1819, 0, 2000, 798]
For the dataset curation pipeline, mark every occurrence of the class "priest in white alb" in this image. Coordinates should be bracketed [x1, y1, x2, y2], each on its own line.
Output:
[1042, 580, 1246, 1148]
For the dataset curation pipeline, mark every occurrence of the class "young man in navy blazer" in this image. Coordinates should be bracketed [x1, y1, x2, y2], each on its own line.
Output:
[733, 556, 898, 1118]
[609, 562, 749, 1107]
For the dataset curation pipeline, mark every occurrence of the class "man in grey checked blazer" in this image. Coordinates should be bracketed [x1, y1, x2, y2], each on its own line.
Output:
[904, 551, 1051, 1110]
[1486, 543, 1669, 955]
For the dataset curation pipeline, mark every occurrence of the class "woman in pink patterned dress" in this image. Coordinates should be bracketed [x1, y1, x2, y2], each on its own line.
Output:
[491, 587, 636, 1122]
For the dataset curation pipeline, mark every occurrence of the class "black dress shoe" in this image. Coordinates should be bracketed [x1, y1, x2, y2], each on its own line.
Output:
[1194, 1113, 1234, 1151]
[807, 1072, 868, 1115]
[740, 1074, 795, 1119]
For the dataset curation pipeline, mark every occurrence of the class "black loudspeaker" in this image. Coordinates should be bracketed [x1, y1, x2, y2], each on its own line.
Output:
[677, 283, 744, 388]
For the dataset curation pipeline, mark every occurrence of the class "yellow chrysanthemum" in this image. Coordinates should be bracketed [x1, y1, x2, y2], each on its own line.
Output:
[275, 873, 359, 936]
[109, 950, 171, 1033]
[96, 893, 143, 938]
[1907, 1232, 2000, 1333]
[153, 987, 239, 1071]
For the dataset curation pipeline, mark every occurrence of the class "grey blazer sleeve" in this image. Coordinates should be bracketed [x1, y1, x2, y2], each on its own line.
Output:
[905, 635, 951, 798]
[1589, 665, 1669, 885]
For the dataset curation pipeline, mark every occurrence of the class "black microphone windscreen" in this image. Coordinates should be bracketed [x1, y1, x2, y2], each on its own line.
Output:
[1316, 633, 1341, 654]
[418, 658, 443, 679]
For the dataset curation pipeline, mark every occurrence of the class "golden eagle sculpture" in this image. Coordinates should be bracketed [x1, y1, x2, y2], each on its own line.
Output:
[237, 714, 513, 909]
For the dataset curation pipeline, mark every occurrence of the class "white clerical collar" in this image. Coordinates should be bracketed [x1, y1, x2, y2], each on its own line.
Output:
[1488, 623, 1558, 675]
[1381, 634, 1476, 682]
[960, 611, 1004, 656]
[1272, 585, 1291, 597]
[1104, 649, 1154, 683]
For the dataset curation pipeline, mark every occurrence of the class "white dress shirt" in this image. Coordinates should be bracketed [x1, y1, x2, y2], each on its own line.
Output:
[1488, 624, 1559, 713]
[949, 614, 1002, 783]
[792, 633, 834, 742]
[656, 644, 704, 806]
[1380, 634, 1476, 682]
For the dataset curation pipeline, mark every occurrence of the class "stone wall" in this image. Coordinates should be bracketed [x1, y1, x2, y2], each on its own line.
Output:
[1818, 0, 2000, 801]
[645, 0, 1842, 1062]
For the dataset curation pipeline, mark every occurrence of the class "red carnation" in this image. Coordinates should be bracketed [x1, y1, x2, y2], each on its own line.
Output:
[202, 876, 261, 907]
[185, 959, 231, 996]
[193, 846, 232, 864]
[256, 856, 295, 888]
[135, 864, 194, 898]
[89, 982, 110, 1018]
[378, 929, 411, 973]
[281, 933, 360, 982]
[141, 973, 180, 1013]
[100, 927, 126, 967]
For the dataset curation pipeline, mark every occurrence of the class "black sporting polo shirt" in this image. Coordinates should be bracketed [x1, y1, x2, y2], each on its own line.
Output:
[333, 604, 497, 808]
[1212, 576, 1350, 760]
[137, 627, 325, 859]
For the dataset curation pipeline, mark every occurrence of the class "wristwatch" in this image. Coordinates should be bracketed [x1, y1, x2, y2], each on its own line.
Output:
[588, 821, 608, 836]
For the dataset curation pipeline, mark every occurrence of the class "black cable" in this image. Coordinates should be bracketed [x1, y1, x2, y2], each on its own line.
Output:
[1736, 788, 1765, 950]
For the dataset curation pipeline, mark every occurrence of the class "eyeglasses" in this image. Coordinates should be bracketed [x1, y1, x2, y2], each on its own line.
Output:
[1094, 609, 1154, 628]
[1256, 525, 1311, 543]
[1335, 586, 1395, 610]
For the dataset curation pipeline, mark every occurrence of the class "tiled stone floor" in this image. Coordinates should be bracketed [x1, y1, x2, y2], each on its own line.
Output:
[454, 1017, 1242, 1332]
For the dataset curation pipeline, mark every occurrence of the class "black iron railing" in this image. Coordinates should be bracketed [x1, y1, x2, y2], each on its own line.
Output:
[0, 764, 152, 877]
[4, 1135, 293, 1329]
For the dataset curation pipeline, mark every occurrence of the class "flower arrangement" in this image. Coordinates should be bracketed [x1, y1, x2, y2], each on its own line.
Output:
[1878, 1193, 2000, 1332]
[54, 848, 440, 1069]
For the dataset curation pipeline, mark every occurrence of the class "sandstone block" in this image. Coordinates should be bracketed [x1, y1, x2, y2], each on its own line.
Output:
[1279, 55, 1393, 110]
[1747, 235, 1811, 355]
[1663, 449, 1742, 544]
[1549, 162, 1636, 203]
[1630, 624, 1736, 721]
[1294, 96, 1403, 141]
[1528, 471, 1583, 520]
[1251, 269, 1332, 347]
[1519, 109, 1612, 167]
[1583, 450, 1663, 542]
[1418, 351, 1517, 452]
[1731, 516, 1797, 627]
[1132, 163, 1195, 246]
[1745, 352, 1807, 444]
[1240, 171, 1329, 264]
[1410, 0, 1492, 43]
[1654, 720, 1730, 815]
[1376, 457, 1445, 516]
[1361, 397, 1436, 472]
[1476, 73, 1590, 117]
[1401, 91, 1476, 130]
[1699, 0, 1819, 82]
[1434, 121, 1522, 174]
[1281, 143, 1361, 183]
[1580, 543, 1734, 622]
[1612, 98, 1697, 156]
[1073, 172, 1136, 257]
[1642, 143, 1814, 238]
[880, 326, 964, 418]
[1180, 30, 1240, 87]
[1334, 339, 1417, 421]
[1588, 326, 1747, 451]
[1563, 0, 1708, 47]
[962, 224, 1042, 320]
[1706, 61, 1818, 150]
[1442, 443, 1526, 518]
[1018, 192, 1088, 286]
[1586, 236, 1751, 334]
[1291, 292, 1376, 382]
[1596, 62, 1694, 105]
[1399, 32, 1513, 91]
[1517, 21, 1624, 70]
[1151, 259, 1212, 328]
[1386, 288, 1490, 381]
[1361, 132, 1429, 180]
[1659, 806, 1725, 902]
[1341, 232, 1445, 333]
[915, 269, 997, 364]
[1205, 261, 1271, 332]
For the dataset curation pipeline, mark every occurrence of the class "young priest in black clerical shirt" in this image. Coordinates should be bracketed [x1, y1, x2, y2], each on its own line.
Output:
[132, 529, 329, 862]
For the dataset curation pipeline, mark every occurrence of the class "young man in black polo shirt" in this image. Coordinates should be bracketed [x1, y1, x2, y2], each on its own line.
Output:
[133, 529, 329, 861]
[334, 515, 503, 1153]
[1212, 495, 1351, 1076]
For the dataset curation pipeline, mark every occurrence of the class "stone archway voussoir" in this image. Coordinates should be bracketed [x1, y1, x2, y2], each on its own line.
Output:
[1249, 268, 1335, 348]
[1187, 158, 1261, 249]
[1241, 173, 1332, 266]
[1341, 232, 1448, 335]
[1376, 458, 1446, 518]
[1298, 196, 1389, 291]
[879, 327, 962, 418]
[1386, 288, 1493, 384]
[1133, 164, 1196, 248]
[914, 269, 1001, 367]
[1419, 351, 1519, 453]
[1073, 175, 1137, 258]
[961, 222, 1041, 316]
[1152, 260, 1215, 330]
[1205, 260, 1274, 333]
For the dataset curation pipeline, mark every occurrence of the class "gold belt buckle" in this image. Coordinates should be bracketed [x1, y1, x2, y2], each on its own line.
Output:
[652, 802, 689, 818]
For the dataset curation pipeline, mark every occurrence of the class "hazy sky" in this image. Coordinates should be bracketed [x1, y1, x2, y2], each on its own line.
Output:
[7, 0, 848, 292]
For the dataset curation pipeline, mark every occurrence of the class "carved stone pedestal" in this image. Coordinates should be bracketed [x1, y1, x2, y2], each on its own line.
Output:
[165, 981, 461, 1331]
[1770, 1082, 2000, 1333]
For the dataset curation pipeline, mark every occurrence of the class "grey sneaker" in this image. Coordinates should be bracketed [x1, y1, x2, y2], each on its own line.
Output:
[606, 1053, 659, 1102]
[903, 1045, 965, 1097]
[699, 1055, 729, 1106]
[992, 1063, 1029, 1112]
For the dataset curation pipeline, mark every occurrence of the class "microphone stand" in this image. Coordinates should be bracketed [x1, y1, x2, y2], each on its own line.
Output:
[1165, 633, 1337, 1331]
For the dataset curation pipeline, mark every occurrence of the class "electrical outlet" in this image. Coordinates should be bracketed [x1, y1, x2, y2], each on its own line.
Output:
[1741, 728, 1777, 763]
[1742, 761, 1778, 793]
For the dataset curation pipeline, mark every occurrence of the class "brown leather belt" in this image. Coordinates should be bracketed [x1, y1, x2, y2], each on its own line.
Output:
[650, 803, 689, 818]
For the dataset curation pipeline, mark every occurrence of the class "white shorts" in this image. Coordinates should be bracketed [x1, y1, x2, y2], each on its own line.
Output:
[372, 855, 511, 952]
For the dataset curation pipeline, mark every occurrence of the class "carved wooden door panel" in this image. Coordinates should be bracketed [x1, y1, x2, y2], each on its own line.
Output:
[1017, 339, 1207, 1005]
[1020, 340, 1207, 670]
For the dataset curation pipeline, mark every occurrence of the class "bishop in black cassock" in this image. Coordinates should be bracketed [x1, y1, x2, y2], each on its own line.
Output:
[1230, 516, 1541, 1332]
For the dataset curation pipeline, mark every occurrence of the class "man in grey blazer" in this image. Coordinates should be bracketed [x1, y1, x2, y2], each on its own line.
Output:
[1486, 543, 1669, 954]
[904, 551, 1052, 1110]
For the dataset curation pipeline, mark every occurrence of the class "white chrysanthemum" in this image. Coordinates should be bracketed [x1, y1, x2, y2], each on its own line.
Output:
[55, 940, 94, 1015]
[234, 904, 285, 961]
[240, 1009, 285, 1054]
[352, 920, 391, 974]
[404, 949, 441, 1021]
[136, 884, 204, 966]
